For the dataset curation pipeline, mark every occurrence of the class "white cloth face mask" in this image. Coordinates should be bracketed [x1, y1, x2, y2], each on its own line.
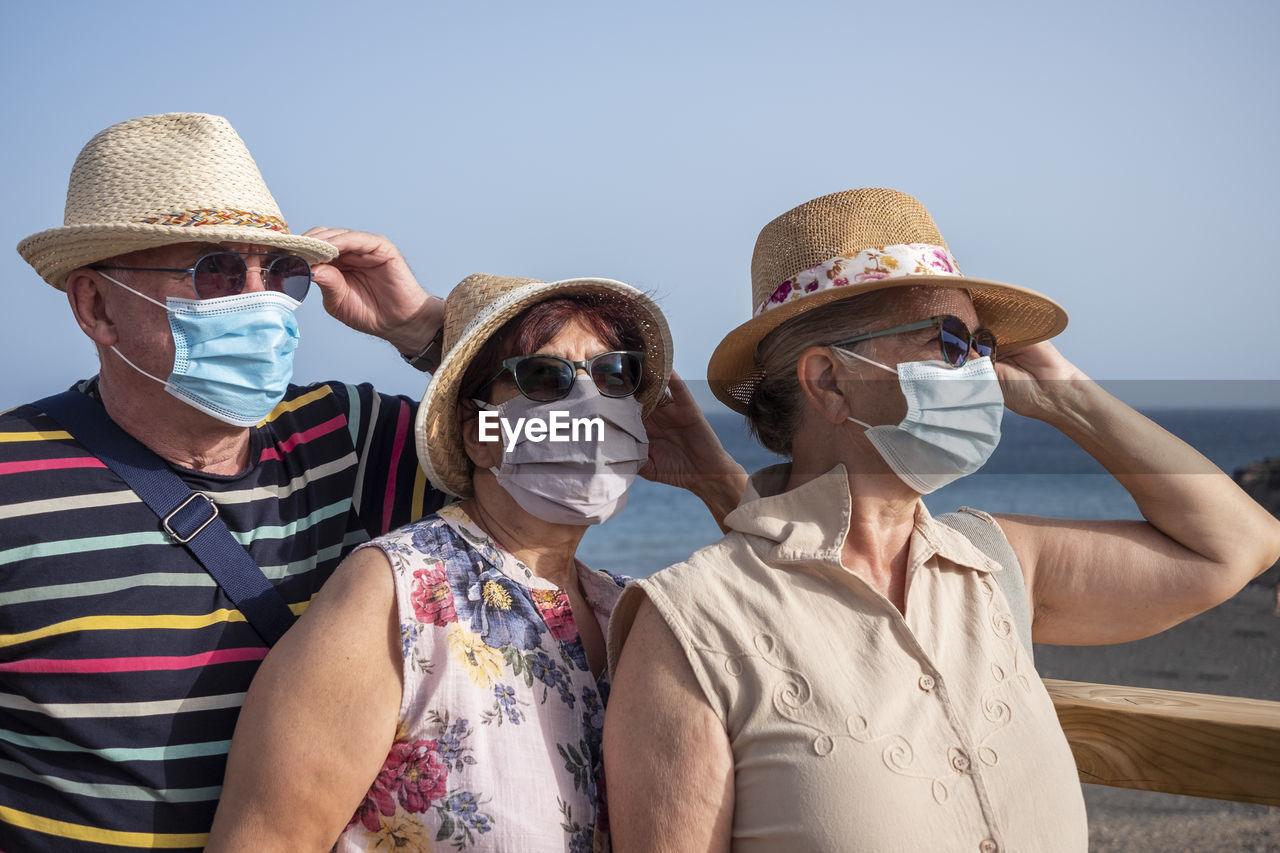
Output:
[836, 348, 1004, 494]
[472, 378, 650, 525]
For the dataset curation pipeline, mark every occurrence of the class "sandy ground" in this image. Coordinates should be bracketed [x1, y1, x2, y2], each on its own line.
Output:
[1033, 572, 1280, 852]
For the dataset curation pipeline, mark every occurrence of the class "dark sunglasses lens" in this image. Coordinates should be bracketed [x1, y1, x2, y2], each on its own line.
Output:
[590, 352, 644, 398]
[974, 329, 997, 360]
[193, 253, 246, 299]
[514, 357, 574, 402]
[938, 316, 971, 366]
[268, 256, 312, 301]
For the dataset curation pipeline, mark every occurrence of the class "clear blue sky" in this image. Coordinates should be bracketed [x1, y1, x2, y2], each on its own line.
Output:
[3, 0, 1278, 409]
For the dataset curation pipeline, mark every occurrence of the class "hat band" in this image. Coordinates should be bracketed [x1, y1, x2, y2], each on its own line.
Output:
[135, 208, 289, 232]
[755, 243, 963, 316]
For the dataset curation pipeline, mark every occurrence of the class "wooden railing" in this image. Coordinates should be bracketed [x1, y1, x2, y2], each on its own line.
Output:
[1045, 679, 1280, 806]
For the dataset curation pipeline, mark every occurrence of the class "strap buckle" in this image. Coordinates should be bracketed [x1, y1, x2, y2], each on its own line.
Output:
[163, 492, 220, 544]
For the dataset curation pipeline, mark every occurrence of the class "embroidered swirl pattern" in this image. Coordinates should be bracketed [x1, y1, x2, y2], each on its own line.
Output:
[705, 632, 963, 805]
[975, 578, 1033, 764]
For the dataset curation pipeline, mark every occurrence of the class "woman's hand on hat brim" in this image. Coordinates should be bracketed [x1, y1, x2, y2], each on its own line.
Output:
[640, 370, 747, 532]
[994, 340, 1092, 423]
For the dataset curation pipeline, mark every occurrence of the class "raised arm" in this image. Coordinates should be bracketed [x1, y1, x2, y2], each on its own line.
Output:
[305, 227, 445, 361]
[205, 548, 403, 851]
[603, 596, 735, 853]
[991, 342, 1280, 645]
[640, 370, 748, 532]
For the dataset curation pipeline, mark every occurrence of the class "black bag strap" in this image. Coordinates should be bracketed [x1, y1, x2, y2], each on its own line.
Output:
[37, 390, 296, 646]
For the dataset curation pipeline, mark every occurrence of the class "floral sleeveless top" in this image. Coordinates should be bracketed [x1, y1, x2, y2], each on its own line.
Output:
[335, 503, 626, 852]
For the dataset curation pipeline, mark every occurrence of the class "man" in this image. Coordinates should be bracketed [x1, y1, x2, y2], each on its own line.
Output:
[1, 112, 745, 851]
[0, 112, 449, 850]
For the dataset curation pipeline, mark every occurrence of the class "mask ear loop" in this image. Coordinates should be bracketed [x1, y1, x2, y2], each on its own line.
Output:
[109, 344, 174, 389]
[831, 345, 898, 376]
[830, 345, 899, 429]
[96, 271, 180, 391]
[96, 270, 171, 310]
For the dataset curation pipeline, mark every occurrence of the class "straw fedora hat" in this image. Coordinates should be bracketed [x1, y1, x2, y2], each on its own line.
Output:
[707, 188, 1068, 413]
[17, 112, 338, 290]
[416, 273, 673, 498]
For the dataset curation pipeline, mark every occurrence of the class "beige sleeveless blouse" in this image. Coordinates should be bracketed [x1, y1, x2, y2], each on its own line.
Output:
[609, 464, 1087, 852]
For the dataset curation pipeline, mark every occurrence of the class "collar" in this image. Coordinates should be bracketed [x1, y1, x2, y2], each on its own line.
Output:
[724, 462, 1002, 576]
[435, 502, 624, 613]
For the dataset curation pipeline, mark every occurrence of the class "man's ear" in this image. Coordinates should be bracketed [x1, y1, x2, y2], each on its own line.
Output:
[65, 269, 118, 346]
[796, 346, 854, 425]
[459, 402, 504, 470]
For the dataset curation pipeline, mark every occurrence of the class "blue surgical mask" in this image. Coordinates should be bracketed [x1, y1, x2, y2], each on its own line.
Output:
[836, 348, 1004, 494]
[100, 272, 300, 427]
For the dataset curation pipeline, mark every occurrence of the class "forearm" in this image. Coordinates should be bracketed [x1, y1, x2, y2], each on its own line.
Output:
[641, 370, 748, 532]
[1035, 378, 1280, 575]
[387, 293, 445, 358]
[690, 460, 748, 533]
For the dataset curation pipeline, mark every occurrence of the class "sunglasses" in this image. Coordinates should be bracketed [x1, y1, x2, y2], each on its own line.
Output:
[92, 251, 313, 301]
[480, 350, 646, 403]
[831, 314, 997, 367]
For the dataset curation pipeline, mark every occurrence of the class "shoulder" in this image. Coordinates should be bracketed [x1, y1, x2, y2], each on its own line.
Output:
[1, 400, 46, 423]
[0, 389, 96, 468]
[934, 506, 1019, 563]
[1, 381, 96, 429]
[283, 544, 400, 665]
[361, 512, 458, 561]
[297, 381, 417, 417]
[0, 399, 60, 433]
[272, 380, 414, 423]
[606, 534, 747, 672]
[587, 566, 629, 590]
[275, 381, 347, 419]
[636, 532, 756, 600]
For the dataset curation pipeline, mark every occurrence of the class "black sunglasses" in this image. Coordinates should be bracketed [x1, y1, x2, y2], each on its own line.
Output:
[93, 251, 312, 301]
[831, 314, 997, 367]
[480, 350, 646, 403]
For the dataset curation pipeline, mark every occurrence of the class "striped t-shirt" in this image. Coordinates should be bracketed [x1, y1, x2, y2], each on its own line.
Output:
[0, 379, 446, 852]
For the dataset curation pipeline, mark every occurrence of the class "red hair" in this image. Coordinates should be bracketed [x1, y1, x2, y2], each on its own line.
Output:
[458, 296, 643, 404]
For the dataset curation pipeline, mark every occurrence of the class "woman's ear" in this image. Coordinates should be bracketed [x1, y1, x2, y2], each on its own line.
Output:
[459, 402, 505, 471]
[796, 346, 855, 425]
[66, 269, 118, 346]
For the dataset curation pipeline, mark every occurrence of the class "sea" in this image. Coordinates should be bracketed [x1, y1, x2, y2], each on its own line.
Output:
[577, 404, 1280, 578]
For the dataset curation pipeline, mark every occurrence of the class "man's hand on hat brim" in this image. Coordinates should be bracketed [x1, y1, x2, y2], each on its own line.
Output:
[305, 227, 444, 356]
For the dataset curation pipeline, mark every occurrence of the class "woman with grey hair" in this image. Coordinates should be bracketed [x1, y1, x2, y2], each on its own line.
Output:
[603, 188, 1280, 852]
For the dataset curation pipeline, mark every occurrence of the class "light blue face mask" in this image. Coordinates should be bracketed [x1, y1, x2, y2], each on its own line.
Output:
[835, 347, 1004, 494]
[99, 272, 300, 427]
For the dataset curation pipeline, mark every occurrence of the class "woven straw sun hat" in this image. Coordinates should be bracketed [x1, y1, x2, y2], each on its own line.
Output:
[416, 273, 674, 498]
[708, 187, 1069, 413]
[17, 112, 338, 290]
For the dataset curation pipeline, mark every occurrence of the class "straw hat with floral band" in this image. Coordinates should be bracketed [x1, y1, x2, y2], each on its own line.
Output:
[707, 187, 1069, 414]
[17, 112, 338, 290]
[417, 273, 673, 498]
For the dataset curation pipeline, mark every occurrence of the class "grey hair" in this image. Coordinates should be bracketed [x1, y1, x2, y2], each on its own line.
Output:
[745, 290, 901, 456]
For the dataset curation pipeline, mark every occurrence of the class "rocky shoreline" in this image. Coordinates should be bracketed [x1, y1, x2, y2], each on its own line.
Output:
[1233, 456, 1280, 517]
